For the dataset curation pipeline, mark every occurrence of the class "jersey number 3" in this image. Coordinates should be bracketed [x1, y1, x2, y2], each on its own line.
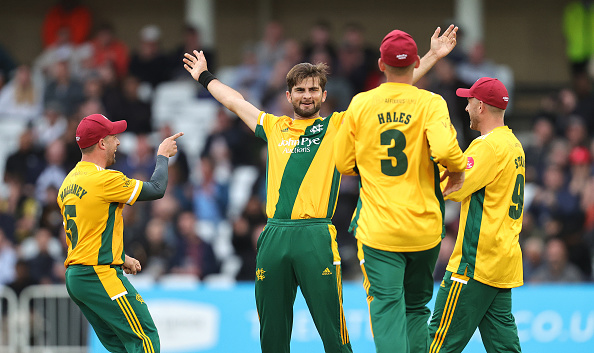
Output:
[508, 174, 525, 220]
[381, 129, 408, 176]
[64, 205, 79, 249]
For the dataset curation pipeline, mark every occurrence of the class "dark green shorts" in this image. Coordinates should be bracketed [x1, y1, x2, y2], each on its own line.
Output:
[358, 241, 441, 353]
[65, 265, 160, 353]
[255, 218, 352, 353]
[428, 271, 521, 353]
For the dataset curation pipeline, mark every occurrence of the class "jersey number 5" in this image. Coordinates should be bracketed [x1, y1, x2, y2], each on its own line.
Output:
[64, 205, 79, 249]
[508, 174, 525, 220]
[380, 129, 408, 176]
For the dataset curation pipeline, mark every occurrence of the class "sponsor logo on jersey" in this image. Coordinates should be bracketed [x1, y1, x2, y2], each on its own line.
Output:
[136, 293, 145, 304]
[256, 268, 266, 281]
[466, 157, 474, 170]
[277, 136, 321, 154]
[322, 267, 333, 276]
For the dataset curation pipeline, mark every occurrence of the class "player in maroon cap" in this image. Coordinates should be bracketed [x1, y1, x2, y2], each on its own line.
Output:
[428, 77, 524, 353]
[334, 29, 467, 353]
[57, 114, 183, 353]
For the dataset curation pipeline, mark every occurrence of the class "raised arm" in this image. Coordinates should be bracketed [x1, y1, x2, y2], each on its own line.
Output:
[184, 50, 260, 132]
[413, 24, 458, 84]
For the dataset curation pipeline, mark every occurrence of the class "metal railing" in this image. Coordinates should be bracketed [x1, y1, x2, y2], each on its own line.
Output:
[0, 285, 88, 353]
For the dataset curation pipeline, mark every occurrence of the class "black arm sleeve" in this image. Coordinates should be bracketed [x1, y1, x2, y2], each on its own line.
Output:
[137, 155, 169, 201]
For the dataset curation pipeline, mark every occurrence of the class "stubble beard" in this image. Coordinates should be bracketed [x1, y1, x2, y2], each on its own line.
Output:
[293, 101, 321, 119]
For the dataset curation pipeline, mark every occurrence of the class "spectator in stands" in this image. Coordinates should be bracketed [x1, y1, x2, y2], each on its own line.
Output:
[229, 45, 270, 107]
[35, 26, 92, 83]
[0, 65, 44, 121]
[130, 218, 176, 279]
[43, 59, 85, 117]
[254, 21, 286, 68]
[339, 22, 377, 92]
[529, 238, 583, 282]
[19, 227, 63, 284]
[456, 41, 515, 108]
[0, 228, 17, 285]
[201, 107, 263, 168]
[106, 75, 152, 134]
[261, 39, 304, 112]
[129, 24, 170, 88]
[88, 22, 129, 79]
[529, 163, 581, 231]
[565, 115, 589, 149]
[303, 20, 337, 68]
[4, 126, 45, 187]
[231, 195, 266, 281]
[192, 156, 229, 227]
[122, 133, 156, 178]
[38, 184, 63, 238]
[33, 101, 68, 148]
[310, 48, 353, 114]
[34, 139, 67, 204]
[522, 236, 545, 281]
[41, 0, 91, 48]
[169, 25, 217, 80]
[171, 210, 219, 280]
[525, 116, 555, 184]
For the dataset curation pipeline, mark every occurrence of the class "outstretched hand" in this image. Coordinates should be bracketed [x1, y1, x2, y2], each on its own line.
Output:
[441, 169, 465, 197]
[429, 24, 458, 60]
[183, 50, 208, 81]
[157, 132, 184, 158]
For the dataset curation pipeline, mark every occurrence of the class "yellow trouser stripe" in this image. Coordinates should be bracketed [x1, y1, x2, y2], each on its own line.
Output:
[122, 296, 155, 353]
[336, 265, 349, 344]
[360, 263, 374, 337]
[430, 281, 463, 353]
[116, 297, 155, 353]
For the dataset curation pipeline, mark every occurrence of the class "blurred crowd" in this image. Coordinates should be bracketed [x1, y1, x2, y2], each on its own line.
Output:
[0, 0, 591, 295]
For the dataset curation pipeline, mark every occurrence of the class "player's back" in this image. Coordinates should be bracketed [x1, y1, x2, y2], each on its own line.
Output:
[58, 161, 141, 267]
[344, 82, 464, 252]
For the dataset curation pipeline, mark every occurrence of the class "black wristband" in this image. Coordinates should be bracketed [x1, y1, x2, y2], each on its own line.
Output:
[198, 70, 217, 89]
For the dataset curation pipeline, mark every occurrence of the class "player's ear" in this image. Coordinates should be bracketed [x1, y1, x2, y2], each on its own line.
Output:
[285, 90, 292, 103]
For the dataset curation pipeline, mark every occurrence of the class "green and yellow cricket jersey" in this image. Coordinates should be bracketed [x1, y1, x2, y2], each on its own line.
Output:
[57, 161, 143, 267]
[334, 82, 466, 252]
[445, 126, 525, 288]
[255, 111, 344, 220]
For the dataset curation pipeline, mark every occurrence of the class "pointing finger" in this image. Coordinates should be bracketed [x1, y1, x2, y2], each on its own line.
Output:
[169, 132, 184, 140]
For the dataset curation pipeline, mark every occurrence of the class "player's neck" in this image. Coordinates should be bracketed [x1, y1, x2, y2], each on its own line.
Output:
[81, 154, 107, 169]
[479, 120, 505, 136]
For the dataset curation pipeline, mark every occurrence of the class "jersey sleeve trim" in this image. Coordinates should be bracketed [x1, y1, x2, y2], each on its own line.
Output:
[126, 180, 142, 205]
[258, 111, 266, 126]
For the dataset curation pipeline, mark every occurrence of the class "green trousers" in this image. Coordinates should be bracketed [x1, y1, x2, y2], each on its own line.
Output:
[359, 241, 441, 353]
[255, 218, 352, 353]
[428, 271, 521, 353]
[66, 265, 159, 353]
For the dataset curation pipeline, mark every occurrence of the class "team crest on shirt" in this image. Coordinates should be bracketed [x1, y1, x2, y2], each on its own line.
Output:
[256, 268, 266, 281]
[136, 293, 144, 304]
[466, 157, 474, 170]
[121, 176, 132, 187]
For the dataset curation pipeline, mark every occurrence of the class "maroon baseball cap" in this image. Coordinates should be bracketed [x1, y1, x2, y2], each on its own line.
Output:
[456, 77, 509, 110]
[380, 30, 418, 67]
[76, 114, 127, 149]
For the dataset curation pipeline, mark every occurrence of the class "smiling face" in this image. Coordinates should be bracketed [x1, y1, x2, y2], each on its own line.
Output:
[102, 134, 120, 167]
[286, 76, 327, 119]
[465, 97, 482, 131]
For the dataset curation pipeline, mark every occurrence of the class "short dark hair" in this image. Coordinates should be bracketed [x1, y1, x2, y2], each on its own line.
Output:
[80, 144, 96, 154]
[286, 62, 329, 92]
